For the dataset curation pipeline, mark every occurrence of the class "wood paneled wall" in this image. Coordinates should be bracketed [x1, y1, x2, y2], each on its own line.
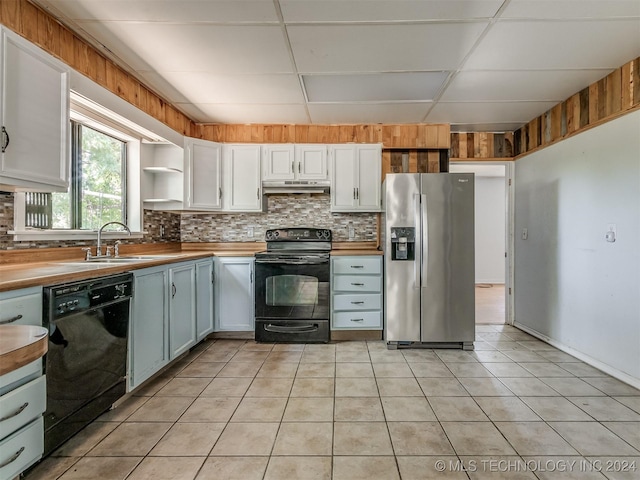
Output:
[450, 132, 515, 160]
[0, 0, 194, 136]
[513, 58, 639, 155]
[194, 123, 450, 149]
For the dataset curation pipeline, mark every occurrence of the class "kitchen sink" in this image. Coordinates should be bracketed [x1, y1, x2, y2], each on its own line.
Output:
[59, 254, 180, 266]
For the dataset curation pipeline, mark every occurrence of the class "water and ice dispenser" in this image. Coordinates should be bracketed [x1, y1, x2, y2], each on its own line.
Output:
[390, 227, 415, 261]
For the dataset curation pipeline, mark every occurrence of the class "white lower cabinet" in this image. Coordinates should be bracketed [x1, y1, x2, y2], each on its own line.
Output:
[130, 265, 169, 391]
[168, 263, 196, 360]
[331, 255, 383, 330]
[130, 257, 211, 391]
[0, 287, 45, 480]
[195, 258, 214, 341]
[215, 257, 255, 331]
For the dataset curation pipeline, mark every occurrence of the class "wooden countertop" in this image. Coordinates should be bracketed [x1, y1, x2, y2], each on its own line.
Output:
[0, 325, 48, 376]
[0, 241, 382, 291]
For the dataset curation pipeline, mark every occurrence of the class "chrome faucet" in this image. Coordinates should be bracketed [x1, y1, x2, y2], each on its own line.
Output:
[96, 221, 131, 257]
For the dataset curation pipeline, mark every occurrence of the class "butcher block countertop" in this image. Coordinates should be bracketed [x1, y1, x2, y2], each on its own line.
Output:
[0, 325, 48, 376]
[0, 241, 381, 291]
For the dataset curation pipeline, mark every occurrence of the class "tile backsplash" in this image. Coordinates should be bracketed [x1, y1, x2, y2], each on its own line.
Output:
[0, 192, 377, 249]
[0, 192, 180, 249]
[181, 194, 377, 243]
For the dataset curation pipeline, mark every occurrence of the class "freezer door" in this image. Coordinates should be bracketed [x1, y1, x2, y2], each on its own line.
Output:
[420, 173, 475, 343]
[384, 174, 421, 342]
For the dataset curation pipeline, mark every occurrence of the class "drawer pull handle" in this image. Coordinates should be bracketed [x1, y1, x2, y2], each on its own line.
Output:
[0, 447, 24, 468]
[0, 402, 29, 422]
[350, 283, 364, 286]
[350, 265, 364, 269]
[0, 314, 22, 325]
[351, 301, 365, 305]
[350, 318, 364, 322]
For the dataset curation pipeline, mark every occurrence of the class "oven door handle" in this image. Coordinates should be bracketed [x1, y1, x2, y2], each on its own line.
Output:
[264, 323, 319, 334]
[255, 259, 328, 265]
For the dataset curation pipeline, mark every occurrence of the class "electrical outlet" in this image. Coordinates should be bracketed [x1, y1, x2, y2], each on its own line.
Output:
[247, 226, 254, 238]
[348, 224, 355, 240]
[521, 228, 528, 240]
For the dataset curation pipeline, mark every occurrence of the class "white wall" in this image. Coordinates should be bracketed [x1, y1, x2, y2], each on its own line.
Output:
[450, 164, 506, 284]
[475, 175, 506, 283]
[514, 110, 640, 386]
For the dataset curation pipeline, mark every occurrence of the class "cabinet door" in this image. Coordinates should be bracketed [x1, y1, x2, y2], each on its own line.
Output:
[330, 145, 357, 211]
[185, 138, 222, 210]
[355, 145, 382, 211]
[296, 144, 328, 180]
[216, 258, 254, 331]
[131, 267, 169, 390]
[195, 258, 214, 341]
[0, 28, 69, 192]
[224, 145, 262, 211]
[262, 144, 294, 181]
[169, 263, 196, 359]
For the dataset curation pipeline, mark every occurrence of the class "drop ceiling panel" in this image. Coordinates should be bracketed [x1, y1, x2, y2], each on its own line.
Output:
[427, 101, 559, 125]
[76, 22, 294, 73]
[149, 73, 305, 104]
[280, 0, 503, 22]
[465, 19, 640, 70]
[442, 69, 614, 102]
[303, 72, 449, 102]
[288, 23, 488, 73]
[502, 0, 640, 19]
[308, 103, 431, 124]
[181, 103, 311, 124]
[38, 0, 279, 22]
[137, 72, 191, 104]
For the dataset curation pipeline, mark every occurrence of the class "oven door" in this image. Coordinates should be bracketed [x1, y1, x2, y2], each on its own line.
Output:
[255, 260, 329, 321]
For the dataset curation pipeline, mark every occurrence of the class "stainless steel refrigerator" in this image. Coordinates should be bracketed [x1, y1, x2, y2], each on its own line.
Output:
[383, 173, 475, 350]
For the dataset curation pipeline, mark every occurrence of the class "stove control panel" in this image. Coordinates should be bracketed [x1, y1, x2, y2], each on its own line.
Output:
[265, 228, 332, 242]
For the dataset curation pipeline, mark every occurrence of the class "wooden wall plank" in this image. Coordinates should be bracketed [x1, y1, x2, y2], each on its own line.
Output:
[37, 10, 58, 56]
[450, 134, 460, 158]
[457, 134, 467, 159]
[416, 151, 428, 172]
[381, 150, 391, 180]
[550, 103, 562, 141]
[0, 0, 22, 31]
[579, 87, 590, 128]
[390, 151, 403, 173]
[605, 68, 622, 117]
[427, 150, 440, 173]
[633, 58, 640, 106]
[21, 0, 38, 41]
[621, 61, 633, 110]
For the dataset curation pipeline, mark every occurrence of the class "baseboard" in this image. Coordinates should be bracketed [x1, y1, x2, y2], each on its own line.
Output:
[514, 322, 640, 390]
[331, 330, 383, 341]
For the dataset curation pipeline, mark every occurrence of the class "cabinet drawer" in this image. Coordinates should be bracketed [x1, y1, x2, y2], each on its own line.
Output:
[0, 417, 43, 480]
[0, 360, 42, 396]
[333, 311, 382, 329]
[333, 275, 381, 293]
[333, 294, 382, 311]
[0, 292, 42, 327]
[332, 257, 381, 275]
[0, 376, 46, 440]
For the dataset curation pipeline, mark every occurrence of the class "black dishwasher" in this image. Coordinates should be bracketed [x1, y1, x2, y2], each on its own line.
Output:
[43, 273, 132, 456]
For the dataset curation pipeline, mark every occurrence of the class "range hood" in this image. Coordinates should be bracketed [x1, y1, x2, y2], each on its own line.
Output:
[262, 180, 330, 195]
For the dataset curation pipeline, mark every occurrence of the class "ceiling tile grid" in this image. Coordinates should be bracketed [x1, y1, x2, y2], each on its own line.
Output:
[34, 0, 640, 131]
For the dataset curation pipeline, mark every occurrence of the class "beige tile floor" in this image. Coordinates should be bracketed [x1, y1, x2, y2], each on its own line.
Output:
[27, 325, 640, 480]
[475, 284, 506, 325]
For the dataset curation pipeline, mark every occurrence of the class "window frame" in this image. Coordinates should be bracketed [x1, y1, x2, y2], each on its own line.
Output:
[11, 96, 145, 241]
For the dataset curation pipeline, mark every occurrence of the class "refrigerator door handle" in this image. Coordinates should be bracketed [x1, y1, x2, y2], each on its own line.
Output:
[414, 193, 422, 289]
[421, 193, 429, 287]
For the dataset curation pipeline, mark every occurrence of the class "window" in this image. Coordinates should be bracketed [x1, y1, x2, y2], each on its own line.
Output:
[24, 121, 127, 230]
[52, 121, 126, 230]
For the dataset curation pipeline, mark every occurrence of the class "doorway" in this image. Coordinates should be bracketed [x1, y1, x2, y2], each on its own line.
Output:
[449, 162, 513, 325]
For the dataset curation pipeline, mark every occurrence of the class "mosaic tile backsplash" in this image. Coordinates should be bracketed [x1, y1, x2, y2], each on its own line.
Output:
[0, 192, 180, 249]
[0, 192, 376, 249]
[182, 194, 377, 243]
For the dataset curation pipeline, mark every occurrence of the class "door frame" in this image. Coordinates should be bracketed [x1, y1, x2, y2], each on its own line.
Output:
[450, 161, 514, 325]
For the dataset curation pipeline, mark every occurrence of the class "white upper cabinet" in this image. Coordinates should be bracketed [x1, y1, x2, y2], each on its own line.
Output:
[223, 144, 262, 211]
[295, 144, 328, 180]
[262, 144, 328, 182]
[184, 138, 222, 210]
[262, 144, 295, 181]
[0, 27, 70, 192]
[330, 144, 382, 212]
